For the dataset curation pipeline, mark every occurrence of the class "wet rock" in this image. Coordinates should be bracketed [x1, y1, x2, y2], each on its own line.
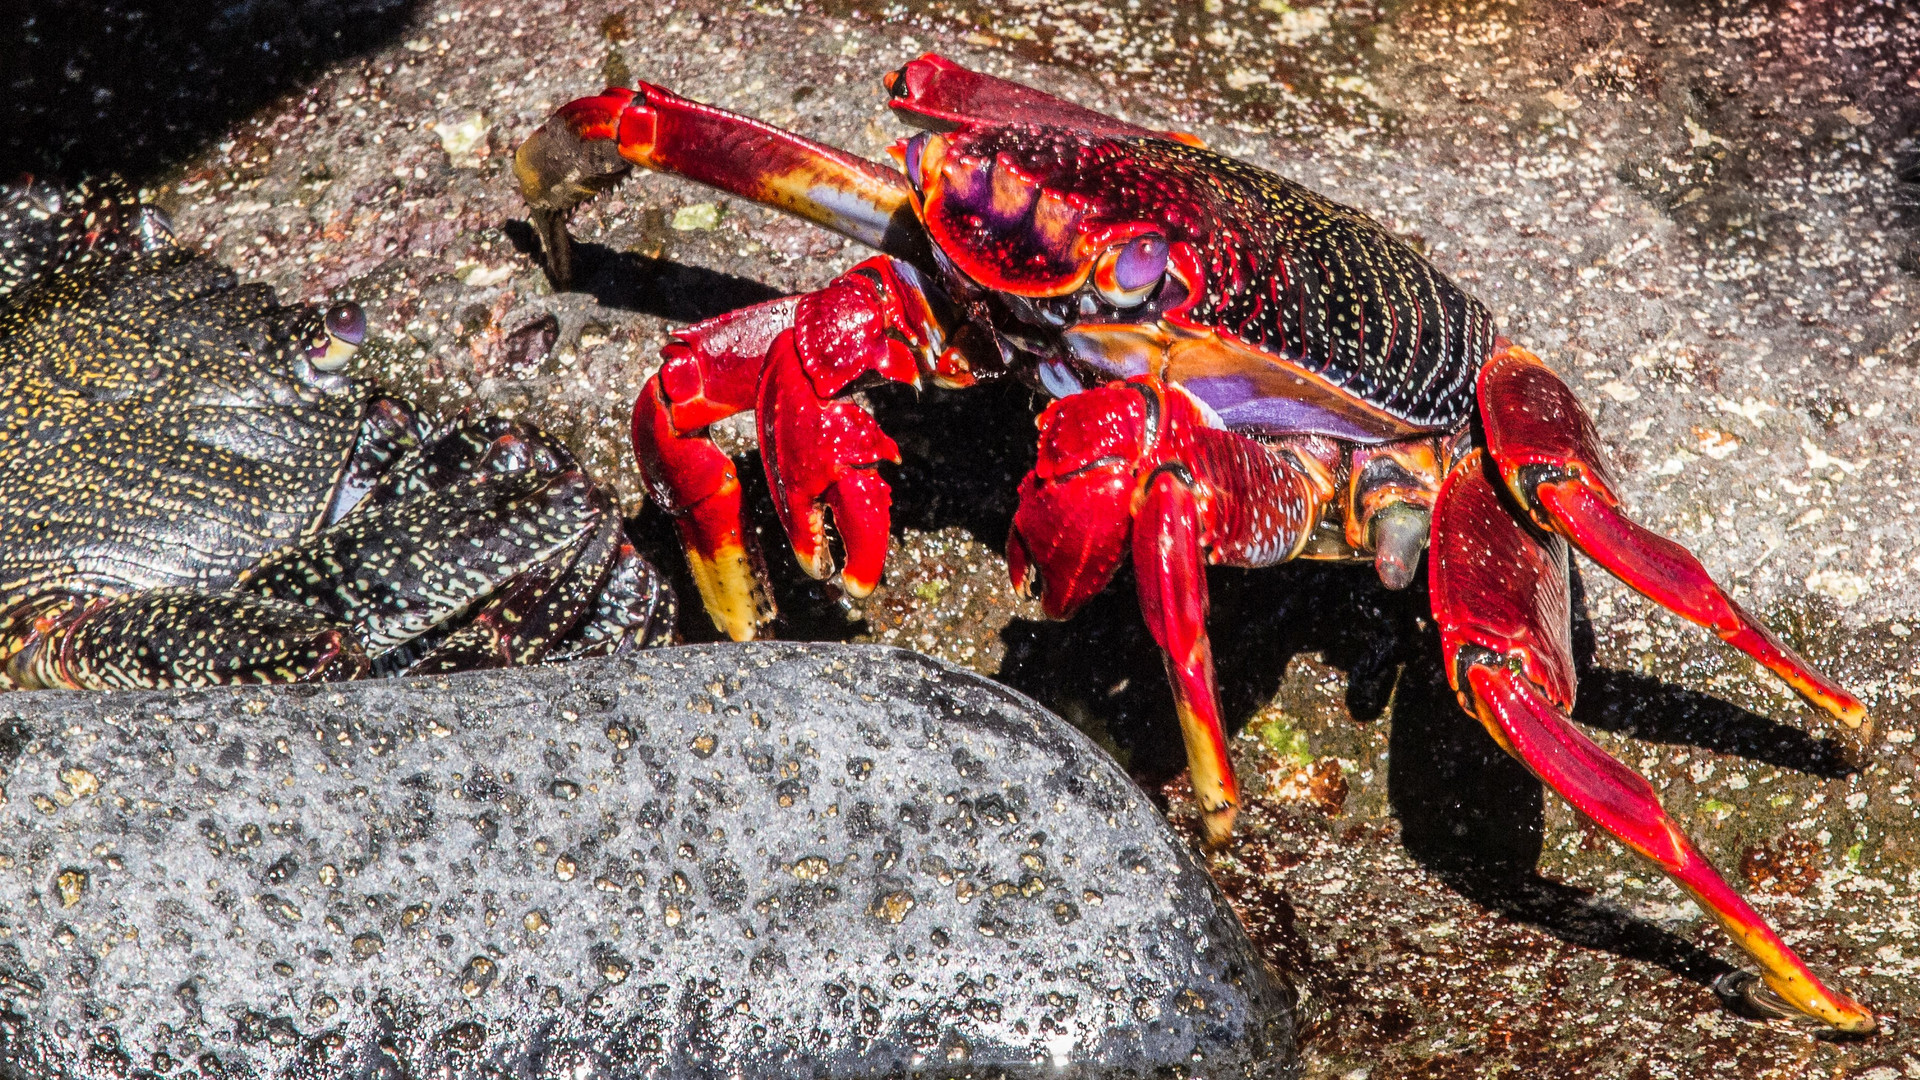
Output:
[0, 643, 1295, 1078]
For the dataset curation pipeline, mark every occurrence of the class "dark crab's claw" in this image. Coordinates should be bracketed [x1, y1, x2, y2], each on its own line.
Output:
[1432, 341, 1874, 1034]
[515, 82, 914, 289]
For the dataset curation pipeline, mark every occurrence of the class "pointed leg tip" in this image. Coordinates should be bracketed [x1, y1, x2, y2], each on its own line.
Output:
[1828, 695, 1869, 729]
[840, 573, 878, 599]
[1198, 803, 1238, 848]
[686, 544, 773, 642]
[1719, 969, 1877, 1033]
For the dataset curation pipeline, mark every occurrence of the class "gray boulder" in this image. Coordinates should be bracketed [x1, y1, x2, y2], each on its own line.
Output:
[0, 643, 1295, 1078]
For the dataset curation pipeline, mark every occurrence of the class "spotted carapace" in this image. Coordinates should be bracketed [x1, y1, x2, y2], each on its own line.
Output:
[0, 177, 674, 690]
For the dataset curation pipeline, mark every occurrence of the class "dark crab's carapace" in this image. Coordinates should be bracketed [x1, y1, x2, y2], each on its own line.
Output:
[514, 56, 1873, 1032]
[0, 177, 673, 690]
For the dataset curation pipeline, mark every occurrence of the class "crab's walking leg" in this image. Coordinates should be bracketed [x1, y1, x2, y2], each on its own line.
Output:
[1430, 450, 1875, 1033]
[634, 258, 951, 639]
[1009, 377, 1328, 842]
[6, 591, 368, 690]
[1479, 343, 1864, 727]
[516, 81, 913, 286]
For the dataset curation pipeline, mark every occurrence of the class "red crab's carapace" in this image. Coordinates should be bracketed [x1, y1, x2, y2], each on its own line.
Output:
[514, 56, 1873, 1032]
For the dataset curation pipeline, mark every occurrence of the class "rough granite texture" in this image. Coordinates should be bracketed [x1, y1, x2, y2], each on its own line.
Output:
[0, 643, 1295, 1078]
[6, 0, 1920, 1074]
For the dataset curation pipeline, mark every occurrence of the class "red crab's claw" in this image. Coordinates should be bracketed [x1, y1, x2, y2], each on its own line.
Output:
[1431, 448, 1875, 1033]
[1007, 384, 1147, 618]
[1012, 377, 1327, 845]
[516, 82, 912, 289]
[633, 258, 943, 640]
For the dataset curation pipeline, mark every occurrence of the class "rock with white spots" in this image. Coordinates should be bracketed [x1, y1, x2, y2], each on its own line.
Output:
[0, 643, 1296, 1078]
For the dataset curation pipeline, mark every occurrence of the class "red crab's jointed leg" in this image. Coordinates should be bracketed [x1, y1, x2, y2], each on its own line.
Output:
[1430, 449, 1875, 1033]
[516, 80, 913, 285]
[633, 258, 946, 639]
[1478, 343, 1865, 727]
[1008, 376, 1330, 843]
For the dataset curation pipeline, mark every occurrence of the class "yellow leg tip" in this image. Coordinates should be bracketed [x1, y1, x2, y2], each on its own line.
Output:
[1198, 803, 1238, 847]
[686, 545, 772, 642]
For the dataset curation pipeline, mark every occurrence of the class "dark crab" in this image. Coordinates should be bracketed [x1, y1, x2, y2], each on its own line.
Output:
[0, 177, 673, 691]
[514, 57, 1873, 1030]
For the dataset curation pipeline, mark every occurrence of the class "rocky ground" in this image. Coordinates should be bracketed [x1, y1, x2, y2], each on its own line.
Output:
[7, 0, 1920, 1075]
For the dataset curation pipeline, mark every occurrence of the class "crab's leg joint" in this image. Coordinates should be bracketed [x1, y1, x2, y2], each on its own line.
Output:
[516, 82, 915, 288]
[1010, 376, 1329, 843]
[1430, 447, 1875, 1033]
[1478, 343, 1864, 729]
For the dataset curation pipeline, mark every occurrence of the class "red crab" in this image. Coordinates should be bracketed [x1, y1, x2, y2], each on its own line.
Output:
[515, 56, 1873, 1031]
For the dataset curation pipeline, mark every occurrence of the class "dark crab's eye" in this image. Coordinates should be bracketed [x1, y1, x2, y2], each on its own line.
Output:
[325, 302, 366, 346]
[1092, 234, 1168, 308]
[309, 302, 366, 371]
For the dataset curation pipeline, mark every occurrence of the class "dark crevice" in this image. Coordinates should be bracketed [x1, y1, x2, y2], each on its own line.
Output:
[5, 1, 425, 180]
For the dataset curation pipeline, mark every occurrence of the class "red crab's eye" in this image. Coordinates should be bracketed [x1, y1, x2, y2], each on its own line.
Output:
[1092, 234, 1167, 308]
[905, 133, 948, 198]
[904, 133, 927, 192]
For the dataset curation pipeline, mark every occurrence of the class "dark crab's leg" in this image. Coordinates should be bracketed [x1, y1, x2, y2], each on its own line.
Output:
[403, 489, 626, 675]
[1478, 342, 1865, 727]
[1008, 377, 1332, 842]
[237, 419, 669, 670]
[1429, 448, 1875, 1033]
[6, 590, 368, 690]
[547, 535, 678, 660]
[515, 80, 914, 286]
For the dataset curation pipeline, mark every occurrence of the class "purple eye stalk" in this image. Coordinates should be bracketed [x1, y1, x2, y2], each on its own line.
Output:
[1092, 234, 1168, 308]
[309, 302, 366, 371]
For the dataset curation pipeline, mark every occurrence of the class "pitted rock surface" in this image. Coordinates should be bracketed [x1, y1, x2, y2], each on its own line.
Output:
[0, 643, 1295, 1079]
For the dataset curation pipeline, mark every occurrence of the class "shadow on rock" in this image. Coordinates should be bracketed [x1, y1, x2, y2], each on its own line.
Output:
[869, 377, 1043, 546]
[502, 221, 784, 322]
[1572, 668, 1855, 779]
[1565, 570, 1858, 779]
[3, 0, 423, 178]
[1386, 639, 1740, 992]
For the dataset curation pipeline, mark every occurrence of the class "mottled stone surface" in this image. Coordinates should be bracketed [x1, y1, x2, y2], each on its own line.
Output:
[0, 644, 1295, 1078]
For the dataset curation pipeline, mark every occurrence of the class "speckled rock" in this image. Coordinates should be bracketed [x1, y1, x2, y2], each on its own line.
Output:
[0, 643, 1296, 1079]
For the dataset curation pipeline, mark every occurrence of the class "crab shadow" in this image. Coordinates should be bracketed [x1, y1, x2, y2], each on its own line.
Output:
[501, 222, 785, 323]
[994, 551, 1859, 998]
